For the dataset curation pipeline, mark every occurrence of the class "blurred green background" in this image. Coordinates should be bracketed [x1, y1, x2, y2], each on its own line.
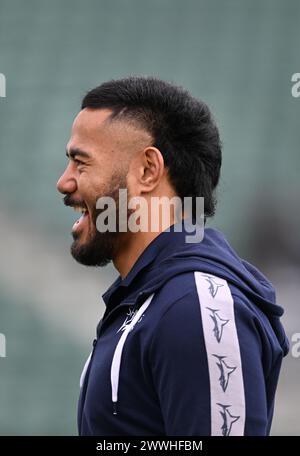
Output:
[0, 0, 299, 435]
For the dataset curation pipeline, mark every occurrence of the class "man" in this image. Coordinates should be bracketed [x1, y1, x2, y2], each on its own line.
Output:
[57, 76, 288, 436]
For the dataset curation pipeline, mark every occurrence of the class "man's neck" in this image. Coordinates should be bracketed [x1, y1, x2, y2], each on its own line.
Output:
[113, 213, 183, 279]
[113, 228, 165, 279]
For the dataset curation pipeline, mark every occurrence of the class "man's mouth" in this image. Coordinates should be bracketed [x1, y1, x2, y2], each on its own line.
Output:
[71, 204, 88, 215]
[70, 203, 90, 235]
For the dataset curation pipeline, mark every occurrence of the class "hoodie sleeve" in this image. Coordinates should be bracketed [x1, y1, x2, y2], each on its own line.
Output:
[148, 273, 271, 436]
[149, 290, 213, 435]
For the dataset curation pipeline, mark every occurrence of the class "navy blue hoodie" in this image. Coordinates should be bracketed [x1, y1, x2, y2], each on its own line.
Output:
[77, 222, 289, 436]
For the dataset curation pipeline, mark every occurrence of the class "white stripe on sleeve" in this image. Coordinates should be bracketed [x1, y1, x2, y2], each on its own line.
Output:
[194, 271, 246, 436]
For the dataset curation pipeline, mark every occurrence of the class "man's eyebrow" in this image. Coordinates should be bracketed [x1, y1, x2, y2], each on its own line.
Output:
[66, 148, 91, 160]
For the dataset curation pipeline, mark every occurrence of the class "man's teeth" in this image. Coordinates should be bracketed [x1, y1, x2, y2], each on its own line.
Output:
[73, 206, 88, 214]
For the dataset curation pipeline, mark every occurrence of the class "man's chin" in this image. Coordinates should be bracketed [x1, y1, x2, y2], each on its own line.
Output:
[70, 234, 114, 267]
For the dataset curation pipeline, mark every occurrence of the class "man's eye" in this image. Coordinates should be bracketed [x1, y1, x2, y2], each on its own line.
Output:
[74, 159, 83, 166]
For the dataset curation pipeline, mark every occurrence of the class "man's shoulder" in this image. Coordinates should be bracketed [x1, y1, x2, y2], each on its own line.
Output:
[150, 270, 253, 321]
[153, 270, 198, 307]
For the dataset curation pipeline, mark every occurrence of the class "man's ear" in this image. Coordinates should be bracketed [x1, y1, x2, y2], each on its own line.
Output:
[138, 146, 165, 193]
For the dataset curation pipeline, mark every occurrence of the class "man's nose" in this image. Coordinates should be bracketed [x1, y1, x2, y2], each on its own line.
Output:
[56, 166, 77, 194]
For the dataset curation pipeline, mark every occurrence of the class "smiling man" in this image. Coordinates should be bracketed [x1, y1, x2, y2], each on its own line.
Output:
[57, 77, 288, 436]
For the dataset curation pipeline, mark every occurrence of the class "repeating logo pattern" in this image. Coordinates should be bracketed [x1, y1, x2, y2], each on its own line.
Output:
[212, 354, 237, 392]
[203, 274, 224, 298]
[217, 403, 240, 436]
[206, 307, 229, 343]
[199, 273, 242, 436]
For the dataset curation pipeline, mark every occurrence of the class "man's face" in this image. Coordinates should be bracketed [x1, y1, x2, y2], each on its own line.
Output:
[57, 108, 150, 266]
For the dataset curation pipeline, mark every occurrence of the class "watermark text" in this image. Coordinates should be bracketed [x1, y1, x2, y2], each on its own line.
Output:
[291, 73, 300, 98]
[0, 333, 6, 358]
[0, 73, 6, 98]
[95, 190, 204, 243]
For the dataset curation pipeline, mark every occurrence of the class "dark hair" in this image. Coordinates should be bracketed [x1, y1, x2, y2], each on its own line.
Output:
[82, 76, 222, 219]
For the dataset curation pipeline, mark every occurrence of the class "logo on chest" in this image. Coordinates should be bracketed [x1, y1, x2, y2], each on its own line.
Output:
[117, 306, 145, 333]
